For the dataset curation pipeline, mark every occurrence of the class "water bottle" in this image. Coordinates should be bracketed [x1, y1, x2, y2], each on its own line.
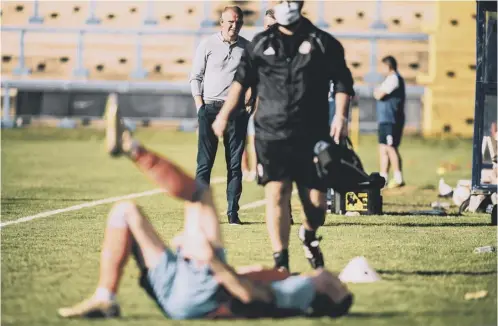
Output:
[474, 246, 496, 253]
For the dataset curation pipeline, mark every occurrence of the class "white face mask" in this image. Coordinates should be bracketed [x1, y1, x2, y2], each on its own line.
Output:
[274, 2, 301, 26]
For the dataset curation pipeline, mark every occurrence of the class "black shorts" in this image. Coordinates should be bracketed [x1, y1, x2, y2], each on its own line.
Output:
[255, 137, 327, 192]
[378, 123, 404, 147]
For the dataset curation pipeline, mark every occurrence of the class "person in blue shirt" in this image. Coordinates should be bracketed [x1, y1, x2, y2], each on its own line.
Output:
[374, 56, 406, 188]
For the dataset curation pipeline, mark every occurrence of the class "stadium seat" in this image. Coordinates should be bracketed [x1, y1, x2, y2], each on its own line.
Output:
[1, 2, 33, 25]
[417, 1, 476, 137]
[154, 1, 209, 28]
[1, 0, 435, 84]
[341, 39, 429, 84]
[322, 1, 376, 31]
[380, 1, 436, 32]
[35, 2, 88, 27]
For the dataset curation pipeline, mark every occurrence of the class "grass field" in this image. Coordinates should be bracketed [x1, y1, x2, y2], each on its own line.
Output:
[1, 128, 496, 326]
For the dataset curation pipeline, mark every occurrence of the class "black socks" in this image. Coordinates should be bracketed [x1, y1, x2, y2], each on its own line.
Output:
[273, 249, 289, 270]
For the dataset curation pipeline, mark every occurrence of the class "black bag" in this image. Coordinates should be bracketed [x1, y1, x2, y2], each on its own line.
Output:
[314, 138, 385, 194]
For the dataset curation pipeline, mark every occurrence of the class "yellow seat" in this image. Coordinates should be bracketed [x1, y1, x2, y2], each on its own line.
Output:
[1, 1, 34, 25]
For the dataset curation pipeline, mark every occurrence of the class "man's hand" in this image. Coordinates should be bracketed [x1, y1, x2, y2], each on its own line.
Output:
[194, 96, 204, 112]
[373, 88, 386, 101]
[212, 116, 228, 138]
[330, 115, 348, 144]
[213, 81, 245, 137]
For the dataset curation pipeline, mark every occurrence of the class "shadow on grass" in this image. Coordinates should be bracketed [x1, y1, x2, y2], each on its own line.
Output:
[383, 211, 461, 217]
[384, 202, 430, 208]
[220, 221, 266, 225]
[347, 311, 404, 318]
[121, 309, 487, 321]
[377, 269, 497, 276]
[325, 222, 491, 228]
[121, 315, 168, 321]
[348, 309, 491, 318]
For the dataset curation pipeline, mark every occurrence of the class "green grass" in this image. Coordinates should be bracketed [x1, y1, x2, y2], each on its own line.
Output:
[1, 128, 496, 326]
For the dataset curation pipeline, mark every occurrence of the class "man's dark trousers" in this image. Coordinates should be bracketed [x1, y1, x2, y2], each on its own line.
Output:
[196, 102, 248, 216]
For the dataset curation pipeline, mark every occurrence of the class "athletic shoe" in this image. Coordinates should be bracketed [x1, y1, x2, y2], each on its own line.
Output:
[105, 93, 132, 157]
[58, 297, 120, 319]
[387, 179, 406, 189]
[298, 225, 324, 269]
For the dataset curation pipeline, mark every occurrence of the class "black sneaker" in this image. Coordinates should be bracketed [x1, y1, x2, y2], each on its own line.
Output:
[228, 213, 242, 225]
[298, 226, 324, 269]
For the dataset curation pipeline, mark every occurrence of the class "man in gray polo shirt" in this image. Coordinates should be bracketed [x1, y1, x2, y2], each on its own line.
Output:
[190, 6, 251, 225]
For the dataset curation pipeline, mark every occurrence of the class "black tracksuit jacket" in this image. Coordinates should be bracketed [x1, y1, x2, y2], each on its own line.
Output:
[234, 18, 355, 142]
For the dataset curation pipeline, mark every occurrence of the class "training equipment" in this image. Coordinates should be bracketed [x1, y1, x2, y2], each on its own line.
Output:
[438, 178, 453, 197]
[315, 139, 384, 215]
[470, 1, 497, 226]
[473, 246, 496, 254]
[453, 185, 471, 207]
[339, 257, 381, 283]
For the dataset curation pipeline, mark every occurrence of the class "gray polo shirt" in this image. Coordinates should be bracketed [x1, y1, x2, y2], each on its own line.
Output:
[190, 32, 249, 102]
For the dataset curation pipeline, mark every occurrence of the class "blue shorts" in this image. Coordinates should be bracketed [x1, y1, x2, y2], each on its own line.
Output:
[144, 248, 226, 320]
[378, 122, 404, 147]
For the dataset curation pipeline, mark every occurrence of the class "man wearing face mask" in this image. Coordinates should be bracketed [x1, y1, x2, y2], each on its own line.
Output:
[213, 1, 354, 271]
[190, 6, 253, 225]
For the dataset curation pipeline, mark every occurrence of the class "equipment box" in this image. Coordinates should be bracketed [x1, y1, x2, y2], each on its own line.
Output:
[328, 187, 383, 215]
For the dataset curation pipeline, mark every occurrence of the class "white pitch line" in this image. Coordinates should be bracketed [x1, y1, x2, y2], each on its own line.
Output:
[240, 199, 266, 210]
[0, 177, 226, 228]
[240, 189, 298, 211]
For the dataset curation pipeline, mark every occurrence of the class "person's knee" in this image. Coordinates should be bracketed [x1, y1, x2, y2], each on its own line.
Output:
[266, 182, 292, 206]
[108, 201, 138, 227]
[299, 188, 326, 228]
[379, 145, 388, 155]
[304, 205, 325, 229]
[108, 200, 143, 228]
[385, 144, 397, 155]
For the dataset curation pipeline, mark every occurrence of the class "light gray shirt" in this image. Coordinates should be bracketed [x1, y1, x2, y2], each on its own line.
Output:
[190, 32, 249, 102]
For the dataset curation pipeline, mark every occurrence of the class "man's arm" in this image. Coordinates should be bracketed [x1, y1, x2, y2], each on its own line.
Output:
[190, 39, 208, 110]
[327, 37, 355, 143]
[244, 87, 257, 112]
[209, 253, 273, 304]
[374, 74, 399, 100]
[213, 42, 258, 136]
[328, 40, 354, 117]
[216, 82, 247, 121]
[179, 223, 272, 304]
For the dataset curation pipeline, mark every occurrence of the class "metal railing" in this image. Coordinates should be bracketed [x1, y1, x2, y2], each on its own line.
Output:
[1, 24, 428, 81]
[1, 0, 428, 127]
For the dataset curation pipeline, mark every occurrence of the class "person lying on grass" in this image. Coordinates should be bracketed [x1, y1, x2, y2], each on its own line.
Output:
[57, 97, 353, 320]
